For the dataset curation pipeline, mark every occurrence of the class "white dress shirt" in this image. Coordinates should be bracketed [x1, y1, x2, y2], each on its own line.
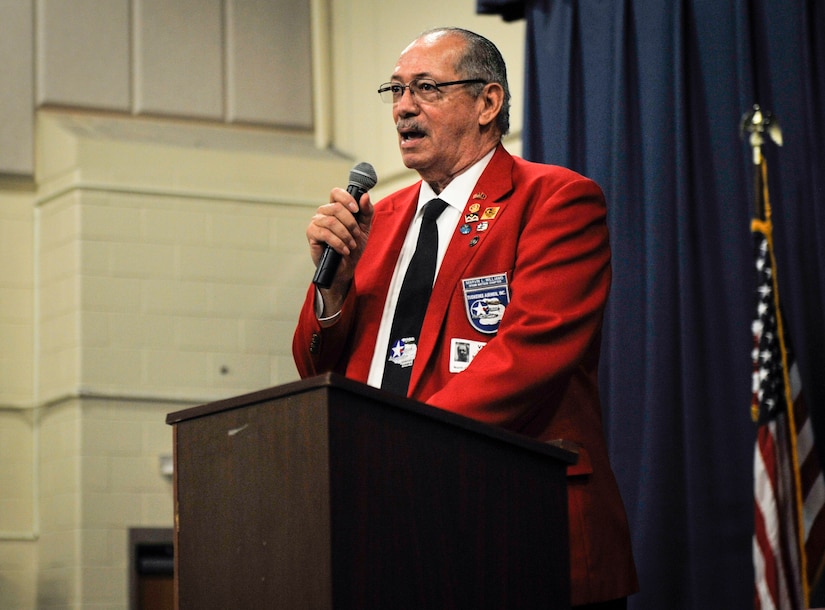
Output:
[365, 148, 496, 388]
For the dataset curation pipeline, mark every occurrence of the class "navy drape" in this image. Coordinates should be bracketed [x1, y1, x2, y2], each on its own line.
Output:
[477, 1, 825, 608]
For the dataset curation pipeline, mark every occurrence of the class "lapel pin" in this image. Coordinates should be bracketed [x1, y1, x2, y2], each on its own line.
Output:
[481, 206, 500, 220]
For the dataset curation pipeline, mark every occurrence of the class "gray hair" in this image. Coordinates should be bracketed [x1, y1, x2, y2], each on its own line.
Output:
[419, 27, 511, 136]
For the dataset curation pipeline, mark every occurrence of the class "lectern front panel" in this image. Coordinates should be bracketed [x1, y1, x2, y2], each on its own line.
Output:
[169, 376, 572, 609]
[173, 393, 332, 609]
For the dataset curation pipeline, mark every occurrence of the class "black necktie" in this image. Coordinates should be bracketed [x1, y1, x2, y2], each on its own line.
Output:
[381, 198, 449, 395]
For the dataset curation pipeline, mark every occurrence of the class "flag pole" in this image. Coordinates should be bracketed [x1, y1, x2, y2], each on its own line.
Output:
[743, 105, 812, 606]
[741, 104, 784, 425]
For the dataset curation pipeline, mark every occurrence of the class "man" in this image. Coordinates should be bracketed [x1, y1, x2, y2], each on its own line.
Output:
[293, 27, 638, 608]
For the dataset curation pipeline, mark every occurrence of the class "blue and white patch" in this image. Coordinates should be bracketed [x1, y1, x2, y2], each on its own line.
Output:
[462, 273, 510, 334]
[387, 337, 417, 368]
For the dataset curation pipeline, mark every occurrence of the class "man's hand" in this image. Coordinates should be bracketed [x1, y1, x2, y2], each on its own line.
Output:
[307, 187, 374, 314]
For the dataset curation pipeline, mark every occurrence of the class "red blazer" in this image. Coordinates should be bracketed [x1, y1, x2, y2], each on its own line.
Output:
[293, 146, 638, 605]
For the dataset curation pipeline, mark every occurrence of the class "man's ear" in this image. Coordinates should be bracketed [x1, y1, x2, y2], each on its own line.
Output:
[478, 82, 505, 128]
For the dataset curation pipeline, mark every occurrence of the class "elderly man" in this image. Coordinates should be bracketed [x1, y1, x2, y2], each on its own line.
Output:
[293, 27, 638, 608]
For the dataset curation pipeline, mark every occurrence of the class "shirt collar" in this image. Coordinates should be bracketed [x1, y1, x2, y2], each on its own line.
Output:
[416, 146, 497, 215]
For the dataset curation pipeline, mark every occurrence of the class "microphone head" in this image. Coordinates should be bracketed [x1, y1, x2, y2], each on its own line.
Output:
[349, 162, 378, 191]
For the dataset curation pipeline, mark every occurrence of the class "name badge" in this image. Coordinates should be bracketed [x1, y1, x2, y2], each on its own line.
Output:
[462, 273, 510, 334]
[449, 338, 487, 373]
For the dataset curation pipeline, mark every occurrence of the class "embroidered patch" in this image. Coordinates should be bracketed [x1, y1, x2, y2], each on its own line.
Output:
[462, 273, 510, 334]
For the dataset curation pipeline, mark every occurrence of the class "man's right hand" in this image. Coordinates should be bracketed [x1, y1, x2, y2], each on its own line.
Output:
[307, 187, 374, 315]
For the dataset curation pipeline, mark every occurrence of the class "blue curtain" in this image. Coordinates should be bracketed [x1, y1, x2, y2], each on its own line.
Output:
[477, 1, 825, 608]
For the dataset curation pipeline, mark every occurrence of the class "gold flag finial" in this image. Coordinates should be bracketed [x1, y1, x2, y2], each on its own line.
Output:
[741, 104, 783, 165]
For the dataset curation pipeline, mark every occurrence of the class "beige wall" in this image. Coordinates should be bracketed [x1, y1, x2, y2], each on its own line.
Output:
[0, 1, 524, 607]
[0, 0, 314, 176]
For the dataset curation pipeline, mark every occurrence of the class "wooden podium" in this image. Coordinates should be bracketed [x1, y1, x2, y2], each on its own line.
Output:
[166, 373, 575, 609]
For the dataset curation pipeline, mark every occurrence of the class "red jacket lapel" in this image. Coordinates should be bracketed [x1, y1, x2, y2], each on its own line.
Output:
[409, 147, 516, 393]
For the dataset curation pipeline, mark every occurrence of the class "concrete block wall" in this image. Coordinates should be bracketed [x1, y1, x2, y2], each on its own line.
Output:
[0, 112, 354, 609]
[0, 189, 37, 609]
[0, 191, 35, 404]
[36, 398, 176, 608]
[0, 409, 37, 610]
[0, 3, 525, 605]
[37, 186, 311, 403]
[33, 113, 348, 405]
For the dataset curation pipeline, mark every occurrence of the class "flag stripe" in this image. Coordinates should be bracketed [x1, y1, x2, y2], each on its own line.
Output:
[754, 425, 783, 608]
[755, 421, 800, 608]
[751, 166, 825, 608]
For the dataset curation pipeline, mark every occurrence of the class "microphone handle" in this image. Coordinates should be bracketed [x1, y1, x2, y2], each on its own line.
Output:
[312, 184, 367, 289]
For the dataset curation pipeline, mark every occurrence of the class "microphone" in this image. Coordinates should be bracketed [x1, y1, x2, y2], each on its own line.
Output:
[312, 162, 378, 289]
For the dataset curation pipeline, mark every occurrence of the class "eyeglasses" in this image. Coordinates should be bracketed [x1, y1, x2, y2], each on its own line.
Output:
[377, 78, 487, 103]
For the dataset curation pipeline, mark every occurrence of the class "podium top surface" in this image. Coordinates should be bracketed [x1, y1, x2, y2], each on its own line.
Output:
[166, 372, 577, 465]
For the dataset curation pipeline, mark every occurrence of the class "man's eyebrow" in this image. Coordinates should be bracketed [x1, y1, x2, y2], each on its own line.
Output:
[390, 72, 436, 82]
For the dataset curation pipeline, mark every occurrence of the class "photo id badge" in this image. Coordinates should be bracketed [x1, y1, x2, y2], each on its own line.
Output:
[449, 338, 487, 373]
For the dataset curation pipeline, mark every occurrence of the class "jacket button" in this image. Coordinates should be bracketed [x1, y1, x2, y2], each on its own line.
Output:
[309, 333, 320, 354]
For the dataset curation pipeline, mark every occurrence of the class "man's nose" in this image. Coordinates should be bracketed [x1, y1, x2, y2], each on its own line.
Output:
[394, 86, 420, 113]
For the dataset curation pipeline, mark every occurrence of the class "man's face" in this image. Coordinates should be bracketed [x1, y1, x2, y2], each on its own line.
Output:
[390, 32, 488, 189]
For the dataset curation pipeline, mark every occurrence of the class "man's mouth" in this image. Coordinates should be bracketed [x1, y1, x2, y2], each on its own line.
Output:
[398, 123, 426, 142]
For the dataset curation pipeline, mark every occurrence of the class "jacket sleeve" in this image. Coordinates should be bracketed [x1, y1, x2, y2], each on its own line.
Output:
[291, 284, 358, 378]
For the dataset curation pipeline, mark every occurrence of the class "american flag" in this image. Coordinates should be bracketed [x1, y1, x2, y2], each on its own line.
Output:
[752, 202, 825, 609]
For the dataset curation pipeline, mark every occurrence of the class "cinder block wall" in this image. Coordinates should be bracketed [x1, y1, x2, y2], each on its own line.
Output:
[1, 111, 352, 610]
[0, 3, 524, 606]
[0, 186, 37, 609]
[1, 113, 353, 609]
